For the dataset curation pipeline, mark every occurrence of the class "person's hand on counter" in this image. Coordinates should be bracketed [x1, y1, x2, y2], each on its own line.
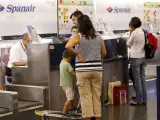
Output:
[59, 38, 70, 43]
[0, 86, 4, 91]
[12, 62, 27, 66]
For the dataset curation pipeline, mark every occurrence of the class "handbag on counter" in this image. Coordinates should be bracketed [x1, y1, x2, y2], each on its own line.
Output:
[108, 77, 121, 104]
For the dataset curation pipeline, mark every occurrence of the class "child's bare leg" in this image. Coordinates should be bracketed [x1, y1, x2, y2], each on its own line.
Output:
[63, 100, 72, 114]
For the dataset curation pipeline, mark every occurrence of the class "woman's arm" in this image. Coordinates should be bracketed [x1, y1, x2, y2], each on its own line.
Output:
[65, 34, 80, 49]
[127, 31, 134, 48]
[65, 34, 85, 62]
[101, 40, 107, 57]
[59, 38, 70, 43]
[65, 34, 80, 55]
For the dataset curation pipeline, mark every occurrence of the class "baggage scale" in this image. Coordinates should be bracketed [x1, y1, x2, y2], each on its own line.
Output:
[35, 110, 82, 119]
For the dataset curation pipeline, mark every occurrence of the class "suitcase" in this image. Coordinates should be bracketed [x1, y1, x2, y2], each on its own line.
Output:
[113, 85, 128, 105]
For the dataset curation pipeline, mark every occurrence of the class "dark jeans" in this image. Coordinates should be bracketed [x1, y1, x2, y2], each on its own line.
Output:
[130, 58, 147, 103]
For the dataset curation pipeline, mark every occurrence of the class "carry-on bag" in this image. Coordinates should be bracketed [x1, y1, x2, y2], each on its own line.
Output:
[108, 77, 121, 104]
[113, 85, 128, 105]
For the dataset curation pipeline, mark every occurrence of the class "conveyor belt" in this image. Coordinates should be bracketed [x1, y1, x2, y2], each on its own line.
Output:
[0, 108, 11, 114]
[35, 110, 82, 119]
[18, 100, 43, 110]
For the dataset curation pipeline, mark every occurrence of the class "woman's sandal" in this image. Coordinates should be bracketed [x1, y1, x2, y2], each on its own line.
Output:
[130, 102, 143, 106]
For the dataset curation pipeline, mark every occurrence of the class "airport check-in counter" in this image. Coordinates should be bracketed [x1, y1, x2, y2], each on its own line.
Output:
[8, 36, 128, 119]
[0, 40, 50, 120]
[11, 42, 76, 113]
[102, 36, 128, 103]
[48, 36, 128, 109]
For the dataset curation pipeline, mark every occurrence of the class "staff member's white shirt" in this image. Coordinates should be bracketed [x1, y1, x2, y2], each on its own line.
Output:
[7, 41, 27, 68]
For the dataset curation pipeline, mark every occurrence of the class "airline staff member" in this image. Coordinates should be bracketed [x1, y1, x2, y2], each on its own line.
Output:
[60, 11, 83, 42]
[70, 10, 83, 25]
[7, 33, 31, 69]
[62, 26, 79, 42]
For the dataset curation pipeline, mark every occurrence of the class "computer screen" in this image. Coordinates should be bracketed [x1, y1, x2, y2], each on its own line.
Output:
[27, 26, 40, 43]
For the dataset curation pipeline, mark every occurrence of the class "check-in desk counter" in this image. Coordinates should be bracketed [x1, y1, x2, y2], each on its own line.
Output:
[11, 42, 77, 113]
[0, 39, 52, 119]
[10, 43, 53, 112]
[11, 43, 51, 108]
[9, 37, 128, 116]
[10, 43, 68, 114]
[102, 36, 128, 103]
[48, 37, 128, 110]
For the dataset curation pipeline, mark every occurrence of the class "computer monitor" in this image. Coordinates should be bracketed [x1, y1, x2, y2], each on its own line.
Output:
[27, 26, 40, 43]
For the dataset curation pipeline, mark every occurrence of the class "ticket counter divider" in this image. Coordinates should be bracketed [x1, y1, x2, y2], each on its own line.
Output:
[0, 43, 48, 120]
[0, 36, 128, 120]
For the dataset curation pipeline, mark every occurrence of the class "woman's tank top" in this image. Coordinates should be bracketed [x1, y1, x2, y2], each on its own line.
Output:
[75, 34, 102, 72]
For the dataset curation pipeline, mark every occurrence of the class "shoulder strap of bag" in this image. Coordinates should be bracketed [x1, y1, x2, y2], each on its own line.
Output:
[143, 29, 147, 44]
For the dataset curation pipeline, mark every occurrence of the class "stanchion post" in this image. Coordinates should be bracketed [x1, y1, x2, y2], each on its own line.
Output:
[157, 66, 160, 120]
[101, 69, 105, 120]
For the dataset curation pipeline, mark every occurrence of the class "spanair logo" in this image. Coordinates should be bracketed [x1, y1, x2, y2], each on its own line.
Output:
[0, 5, 5, 12]
[107, 6, 131, 13]
[0, 4, 36, 13]
[107, 7, 113, 13]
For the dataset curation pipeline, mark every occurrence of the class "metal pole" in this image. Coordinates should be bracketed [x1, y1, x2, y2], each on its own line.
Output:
[157, 66, 160, 120]
[0, 58, 6, 90]
[101, 66, 105, 120]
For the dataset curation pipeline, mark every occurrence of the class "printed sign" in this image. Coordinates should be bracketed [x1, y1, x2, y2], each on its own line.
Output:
[95, 0, 143, 31]
[0, 0, 57, 36]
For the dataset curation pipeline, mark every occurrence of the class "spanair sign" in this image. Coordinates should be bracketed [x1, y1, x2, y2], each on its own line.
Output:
[0, 4, 36, 13]
[107, 6, 131, 13]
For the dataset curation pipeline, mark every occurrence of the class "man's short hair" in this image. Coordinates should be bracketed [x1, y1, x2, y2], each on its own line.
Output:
[22, 33, 28, 40]
[70, 10, 83, 19]
[71, 26, 78, 31]
[63, 50, 74, 59]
